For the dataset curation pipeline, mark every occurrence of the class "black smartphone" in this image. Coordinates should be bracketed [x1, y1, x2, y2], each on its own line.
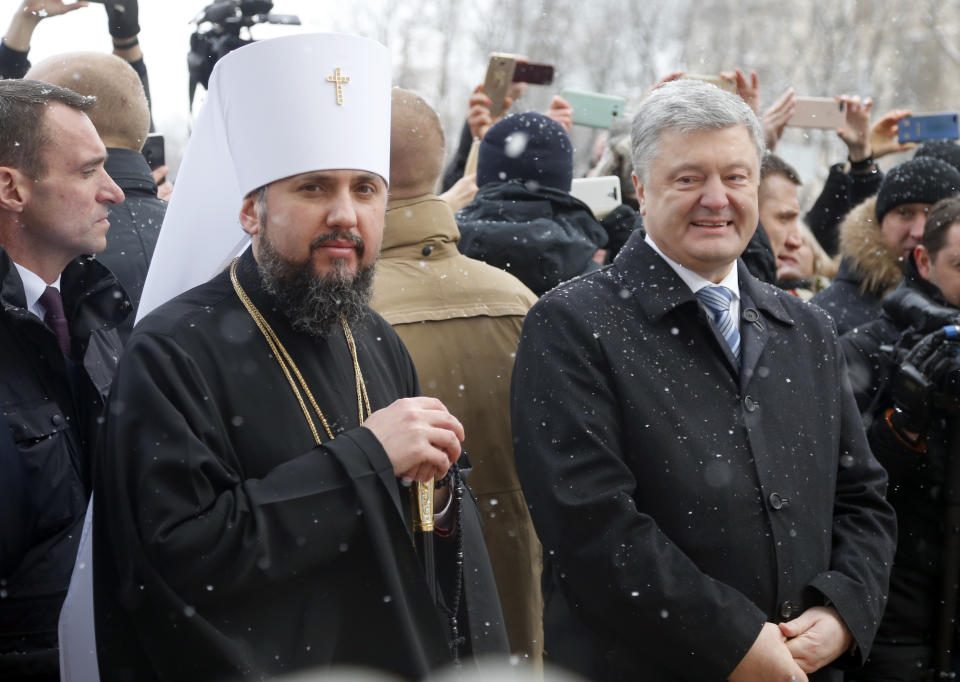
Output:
[512, 61, 554, 85]
[141, 133, 165, 171]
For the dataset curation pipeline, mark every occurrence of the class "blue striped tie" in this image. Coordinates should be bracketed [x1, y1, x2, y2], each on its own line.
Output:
[696, 286, 740, 361]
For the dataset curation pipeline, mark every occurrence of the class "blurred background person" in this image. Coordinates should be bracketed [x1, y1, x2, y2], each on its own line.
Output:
[811, 157, 960, 335]
[776, 223, 837, 299]
[455, 112, 607, 296]
[804, 99, 913, 256]
[372, 88, 543, 665]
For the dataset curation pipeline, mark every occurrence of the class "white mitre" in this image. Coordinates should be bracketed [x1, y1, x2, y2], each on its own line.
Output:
[136, 32, 391, 322]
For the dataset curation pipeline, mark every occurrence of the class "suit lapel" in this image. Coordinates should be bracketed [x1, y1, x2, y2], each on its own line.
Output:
[738, 289, 769, 391]
[614, 235, 739, 380]
[738, 269, 795, 391]
[613, 234, 796, 386]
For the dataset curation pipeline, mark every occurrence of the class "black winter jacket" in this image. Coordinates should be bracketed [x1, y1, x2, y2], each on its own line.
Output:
[0, 415, 27, 579]
[97, 148, 167, 338]
[812, 196, 904, 336]
[0, 248, 129, 678]
[441, 121, 473, 193]
[806, 162, 884, 256]
[455, 181, 608, 296]
[744, 222, 778, 285]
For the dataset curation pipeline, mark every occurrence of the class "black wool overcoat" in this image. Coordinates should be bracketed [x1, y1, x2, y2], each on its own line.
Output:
[511, 231, 897, 681]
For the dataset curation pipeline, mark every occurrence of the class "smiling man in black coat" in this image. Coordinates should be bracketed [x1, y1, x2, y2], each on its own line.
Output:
[511, 80, 896, 682]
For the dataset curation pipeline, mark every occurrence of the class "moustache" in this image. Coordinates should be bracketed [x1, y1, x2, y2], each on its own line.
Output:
[310, 232, 365, 254]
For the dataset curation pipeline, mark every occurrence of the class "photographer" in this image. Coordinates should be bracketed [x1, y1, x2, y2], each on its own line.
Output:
[842, 196, 960, 681]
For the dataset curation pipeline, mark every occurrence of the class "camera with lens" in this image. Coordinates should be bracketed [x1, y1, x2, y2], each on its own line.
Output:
[187, 0, 300, 105]
[880, 289, 960, 434]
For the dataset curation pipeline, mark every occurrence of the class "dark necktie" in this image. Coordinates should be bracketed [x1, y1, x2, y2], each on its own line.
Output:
[696, 285, 740, 361]
[39, 286, 72, 359]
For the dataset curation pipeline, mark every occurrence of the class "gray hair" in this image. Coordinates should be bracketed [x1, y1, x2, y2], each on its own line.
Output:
[630, 79, 764, 184]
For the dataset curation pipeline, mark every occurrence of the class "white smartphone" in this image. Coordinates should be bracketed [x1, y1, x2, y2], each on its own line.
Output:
[571, 176, 621, 219]
[787, 97, 847, 129]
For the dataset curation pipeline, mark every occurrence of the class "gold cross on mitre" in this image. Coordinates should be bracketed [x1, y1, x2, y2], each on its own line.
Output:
[326, 67, 350, 105]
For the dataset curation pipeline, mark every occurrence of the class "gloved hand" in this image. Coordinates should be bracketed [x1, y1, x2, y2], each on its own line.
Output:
[921, 340, 960, 397]
[104, 0, 138, 39]
[889, 361, 933, 439]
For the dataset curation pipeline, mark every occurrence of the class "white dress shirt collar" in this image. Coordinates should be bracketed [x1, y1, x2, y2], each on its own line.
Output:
[12, 262, 61, 319]
[644, 234, 741, 319]
[645, 234, 740, 296]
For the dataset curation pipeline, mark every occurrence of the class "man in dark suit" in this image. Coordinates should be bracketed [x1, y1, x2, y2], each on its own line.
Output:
[0, 78, 127, 679]
[511, 79, 896, 682]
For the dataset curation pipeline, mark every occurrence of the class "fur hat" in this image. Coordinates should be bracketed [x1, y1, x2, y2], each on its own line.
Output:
[477, 112, 573, 192]
[875, 157, 960, 223]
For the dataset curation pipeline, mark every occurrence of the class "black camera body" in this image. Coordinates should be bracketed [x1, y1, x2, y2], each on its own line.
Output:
[187, 0, 300, 104]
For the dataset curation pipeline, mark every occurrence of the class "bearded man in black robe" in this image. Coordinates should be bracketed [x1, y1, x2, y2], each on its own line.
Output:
[88, 33, 507, 682]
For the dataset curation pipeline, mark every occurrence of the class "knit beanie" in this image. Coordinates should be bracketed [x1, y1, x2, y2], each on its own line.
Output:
[875, 157, 960, 223]
[477, 112, 574, 191]
[914, 141, 960, 174]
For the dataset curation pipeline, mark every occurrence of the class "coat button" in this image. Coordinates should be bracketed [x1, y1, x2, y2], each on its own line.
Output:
[743, 308, 759, 323]
[768, 492, 787, 510]
[51, 414, 64, 426]
[421, 245, 433, 257]
[779, 600, 795, 620]
[744, 396, 758, 412]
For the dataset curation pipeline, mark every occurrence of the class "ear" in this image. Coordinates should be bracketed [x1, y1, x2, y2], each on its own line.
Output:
[0, 166, 30, 212]
[238, 191, 261, 236]
[915, 245, 932, 279]
[632, 172, 646, 216]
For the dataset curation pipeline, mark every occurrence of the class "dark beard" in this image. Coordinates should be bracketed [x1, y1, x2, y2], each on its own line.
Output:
[256, 231, 375, 340]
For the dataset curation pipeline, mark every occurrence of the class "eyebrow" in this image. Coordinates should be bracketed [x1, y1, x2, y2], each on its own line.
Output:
[353, 172, 386, 188]
[79, 154, 108, 170]
[297, 171, 385, 188]
[667, 162, 754, 175]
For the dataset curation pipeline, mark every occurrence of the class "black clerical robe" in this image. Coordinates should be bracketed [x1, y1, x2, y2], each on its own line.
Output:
[92, 248, 506, 681]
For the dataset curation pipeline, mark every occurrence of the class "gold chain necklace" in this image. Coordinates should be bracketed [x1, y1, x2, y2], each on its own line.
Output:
[229, 259, 371, 444]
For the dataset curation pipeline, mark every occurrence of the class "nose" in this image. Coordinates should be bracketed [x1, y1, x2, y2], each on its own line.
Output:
[326, 185, 358, 230]
[908, 214, 925, 241]
[98, 171, 125, 205]
[699, 175, 729, 212]
[784, 230, 803, 249]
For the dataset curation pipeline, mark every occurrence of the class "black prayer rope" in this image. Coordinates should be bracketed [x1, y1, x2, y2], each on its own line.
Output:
[439, 464, 466, 664]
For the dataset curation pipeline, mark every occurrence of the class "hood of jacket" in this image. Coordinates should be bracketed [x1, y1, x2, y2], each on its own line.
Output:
[837, 195, 903, 297]
[382, 194, 459, 253]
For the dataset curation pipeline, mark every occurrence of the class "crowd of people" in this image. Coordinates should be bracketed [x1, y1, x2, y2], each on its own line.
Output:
[3, 2, 960, 682]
